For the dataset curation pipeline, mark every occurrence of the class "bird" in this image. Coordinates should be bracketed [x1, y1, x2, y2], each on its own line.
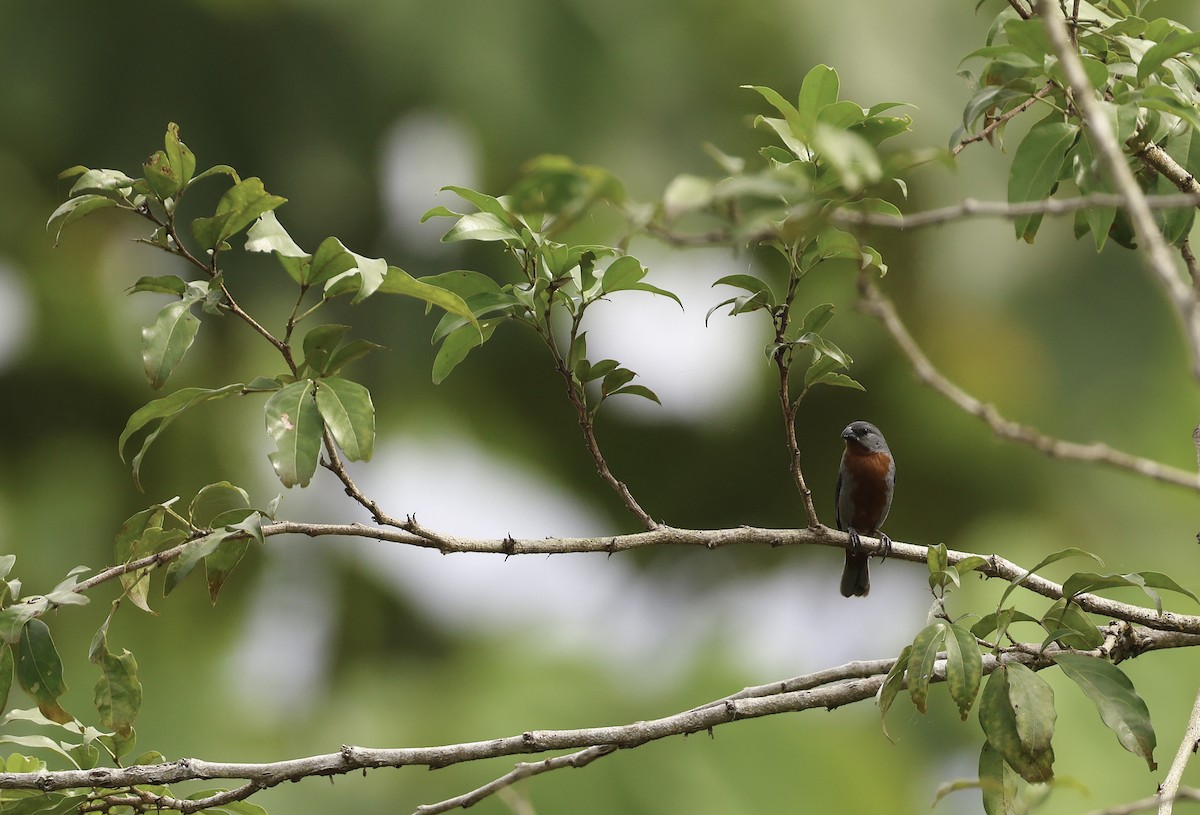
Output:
[834, 420, 895, 597]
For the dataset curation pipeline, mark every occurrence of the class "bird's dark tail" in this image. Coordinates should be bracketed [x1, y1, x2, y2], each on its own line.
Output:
[840, 552, 870, 597]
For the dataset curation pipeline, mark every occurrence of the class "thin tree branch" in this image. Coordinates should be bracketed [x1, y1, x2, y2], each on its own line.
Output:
[10, 631, 1193, 814]
[1086, 790, 1200, 815]
[829, 192, 1200, 230]
[1157, 685, 1200, 815]
[858, 278, 1200, 492]
[953, 83, 1054, 156]
[413, 745, 616, 815]
[538, 296, 659, 531]
[1037, 0, 1200, 381]
[58, 520, 1200, 636]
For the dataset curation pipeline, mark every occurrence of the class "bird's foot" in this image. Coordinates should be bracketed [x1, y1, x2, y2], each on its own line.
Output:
[877, 532, 893, 563]
[847, 528, 862, 556]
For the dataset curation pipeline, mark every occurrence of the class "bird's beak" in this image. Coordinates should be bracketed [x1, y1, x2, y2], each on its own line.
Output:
[841, 427, 855, 440]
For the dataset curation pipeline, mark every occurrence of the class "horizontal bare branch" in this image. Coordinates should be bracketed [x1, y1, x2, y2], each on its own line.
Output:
[63, 517, 1200, 642]
[8, 627, 1195, 814]
[832, 192, 1200, 230]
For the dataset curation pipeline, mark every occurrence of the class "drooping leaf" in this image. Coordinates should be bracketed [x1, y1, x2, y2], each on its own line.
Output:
[89, 628, 141, 749]
[315, 377, 375, 462]
[46, 195, 120, 244]
[945, 623, 983, 721]
[1006, 663, 1055, 757]
[301, 324, 352, 377]
[908, 622, 948, 715]
[263, 380, 321, 488]
[118, 384, 245, 490]
[977, 665, 1054, 784]
[1053, 653, 1157, 770]
[432, 320, 499, 384]
[998, 546, 1104, 608]
[1008, 118, 1079, 242]
[205, 533, 252, 605]
[15, 621, 71, 724]
[876, 645, 911, 742]
[979, 740, 1019, 815]
[141, 297, 201, 390]
[606, 384, 662, 405]
[377, 267, 480, 332]
[163, 531, 231, 596]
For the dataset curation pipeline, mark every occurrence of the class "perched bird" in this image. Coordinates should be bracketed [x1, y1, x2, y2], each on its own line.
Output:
[834, 421, 895, 597]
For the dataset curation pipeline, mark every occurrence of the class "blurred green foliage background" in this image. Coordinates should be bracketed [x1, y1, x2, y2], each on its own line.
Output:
[2, 1, 1200, 813]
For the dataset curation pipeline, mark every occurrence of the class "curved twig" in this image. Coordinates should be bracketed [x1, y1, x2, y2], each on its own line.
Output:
[858, 278, 1200, 492]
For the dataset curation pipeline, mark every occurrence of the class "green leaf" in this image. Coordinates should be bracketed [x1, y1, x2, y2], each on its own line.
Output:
[432, 321, 499, 384]
[315, 377, 375, 462]
[418, 270, 502, 299]
[118, 384, 244, 490]
[244, 210, 307, 266]
[662, 174, 715, 218]
[607, 384, 662, 405]
[743, 88, 807, 155]
[46, 195, 119, 244]
[945, 623, 983, 721]
[1137, 31, 1200, 84]
[713, 275, 776, 305]
[69, 168, 137, 197]
[1040, 599, 1104, 649]
[876, 645, 911, 741]
[143, 151, 181, 200]
[440, 185, 514, 221]
[205, 532, 252, 606]
[440, 212, 522, 243]
[0, 601, 48, 647]
[810, 371, 865, 391]
[601, 366, 637, 397]
[1007, 118, 1078, 242]
[998, 546, 1104, 608]
[191, 177, 286, 250]
[1138, 571, 1200, 607]
[598, 255, 647, 293]
[263, 380, 321, 488]
[89, 631, 141, 748]
[326, 339, 385, 375]
[141, 297, 201, 390]
[908, 622, 947, 715]
[164, 123, 196, 190]
[378, 267, 480, 331]
[979, 740, 1019, 815]
[306, 237, 357, 287]
[0, 645, 13, 721]
[129, 275, 188, 297]
[1006, 663, 1055, 757]
[301, 324, 352, 377]
[16, 621, 71, 724]
[1053, 653, 1156, 770]
[189, 482, 251, 528]
[978, 665, 1054, 784]
[797, 64, 841, 137]
[163, 530, 231, 596]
